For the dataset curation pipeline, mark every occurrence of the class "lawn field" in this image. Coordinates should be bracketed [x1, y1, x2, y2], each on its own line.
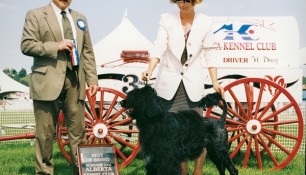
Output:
[0, 142, 304, 175]
[1, 102, 305, 174]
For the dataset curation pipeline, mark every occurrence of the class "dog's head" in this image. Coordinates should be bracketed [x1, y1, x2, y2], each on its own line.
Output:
[120, 85, 163, 120]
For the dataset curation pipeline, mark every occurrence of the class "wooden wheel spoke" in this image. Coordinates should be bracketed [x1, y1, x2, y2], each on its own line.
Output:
[84, 128, 93, 134]
[228, 129, 247, 143]
[230, 133, 249, 159]
[104, 137, 128, 161]
[228, 88, 250, 121]
[108, 129, 137, 142]
[261, 132, 291, 155]
[261, 103, 294, 122]
[104, 137, 114, 144]
[106, 108, 127, 124]
[84, 113, 95, 127]
[227, 107, 248, 123]
[109, 129, 139, 134]
[225, 118, 246, 126]
[258, 90, 281, 120]
[252, 106, 267, 117]
[99, 89, 105, 120]
[98, 138, 104, 144]
[228, 131, 236, 148]
[254, 136, 263, 169]
[85, 135, 96, 144]
[243, 82, 254, 118]
[262, 120, 300, 126]
[114, 146, 128, 161]
[108, 118, 133, 128]
[84, 102, 95, 119]
[91, 137, 98, 144]
[257, 134, 279, 167]
[262, 128, 298, 140]
[113, 146, 128, 161]
[107, 133, 137, 149]
[86, 90, 98, 117]
[227, 126, 244, 132]
[84, 121, 94, 128]
[243, 136, 253, 167]
[103, 95, 119, 122]
[207, 111, 222, 119]
[253, 82, 265, 118]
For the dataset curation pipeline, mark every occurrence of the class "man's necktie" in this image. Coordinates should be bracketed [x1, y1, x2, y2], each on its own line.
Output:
[61, 10, 73, 70]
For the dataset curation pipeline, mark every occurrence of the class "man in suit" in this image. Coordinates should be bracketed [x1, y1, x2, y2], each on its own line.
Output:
[21, 0, 98, 174]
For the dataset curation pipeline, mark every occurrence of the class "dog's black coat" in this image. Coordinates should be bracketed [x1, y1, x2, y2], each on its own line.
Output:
[121, 85, 238, 175]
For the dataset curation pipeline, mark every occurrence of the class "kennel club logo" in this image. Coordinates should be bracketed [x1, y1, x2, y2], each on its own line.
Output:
[214, 24, 259, 41]
[214, 20, 279, 65]
[210, 17, 300, 70]
[212, 22, 276, 51]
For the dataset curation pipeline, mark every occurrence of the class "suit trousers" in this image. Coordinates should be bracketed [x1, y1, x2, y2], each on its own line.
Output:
[34, 68, 85, 175]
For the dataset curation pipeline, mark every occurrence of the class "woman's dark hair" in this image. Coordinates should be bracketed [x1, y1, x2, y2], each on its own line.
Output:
[169, 0, 202, 5]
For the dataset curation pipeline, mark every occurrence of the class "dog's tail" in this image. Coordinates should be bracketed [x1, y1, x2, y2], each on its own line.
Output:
[199, 92, 227, 123]
[219, 98, 227, 124]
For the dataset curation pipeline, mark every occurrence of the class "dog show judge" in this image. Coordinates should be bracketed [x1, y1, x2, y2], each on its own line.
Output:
[21, 0, 98, 174]
[142, 0, 224, 174]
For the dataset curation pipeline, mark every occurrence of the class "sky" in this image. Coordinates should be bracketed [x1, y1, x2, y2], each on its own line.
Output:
[0, 0, 305, 73]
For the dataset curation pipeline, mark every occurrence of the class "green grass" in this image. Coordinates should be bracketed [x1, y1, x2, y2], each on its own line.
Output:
[0, 142, 304, 175]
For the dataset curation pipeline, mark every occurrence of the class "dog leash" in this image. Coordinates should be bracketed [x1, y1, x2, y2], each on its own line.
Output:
[144, 72, 148, 85]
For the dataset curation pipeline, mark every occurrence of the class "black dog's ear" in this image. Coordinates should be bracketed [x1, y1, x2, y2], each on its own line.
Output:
[151, 86, 157, 96]
[143, 85, 157, 95]
[144, 85, 152, 90]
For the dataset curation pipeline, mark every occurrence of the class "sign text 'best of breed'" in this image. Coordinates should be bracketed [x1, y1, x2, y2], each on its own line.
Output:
[77, 144, 119, 175]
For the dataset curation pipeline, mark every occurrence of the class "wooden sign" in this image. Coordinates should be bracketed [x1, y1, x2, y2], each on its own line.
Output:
[77, 144, 119, 175]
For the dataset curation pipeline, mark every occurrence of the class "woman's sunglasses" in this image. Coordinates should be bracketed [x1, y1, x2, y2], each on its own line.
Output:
[176, 0, 191, 3]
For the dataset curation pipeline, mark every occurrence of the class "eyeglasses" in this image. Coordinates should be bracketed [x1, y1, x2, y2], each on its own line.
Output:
[176, 0, 191, 3]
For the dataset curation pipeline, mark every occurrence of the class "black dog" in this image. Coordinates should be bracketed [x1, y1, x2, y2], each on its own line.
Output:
[199, 92, 238, 175]
[120, 85, 238, 175]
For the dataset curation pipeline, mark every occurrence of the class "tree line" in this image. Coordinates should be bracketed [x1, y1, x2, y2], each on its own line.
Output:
[2, 68, 29, 87]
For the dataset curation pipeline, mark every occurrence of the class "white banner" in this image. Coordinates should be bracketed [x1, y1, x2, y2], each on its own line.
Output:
[210, 16, 300, 68]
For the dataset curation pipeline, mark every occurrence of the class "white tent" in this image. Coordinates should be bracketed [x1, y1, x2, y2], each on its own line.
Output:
[93, 10, 154, 67]
[0, 69, 29, 98]
[92, 10, 156, 94]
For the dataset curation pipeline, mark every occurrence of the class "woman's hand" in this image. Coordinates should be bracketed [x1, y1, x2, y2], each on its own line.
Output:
[213, 83, 224, 98]
[141, 71, 152, 81]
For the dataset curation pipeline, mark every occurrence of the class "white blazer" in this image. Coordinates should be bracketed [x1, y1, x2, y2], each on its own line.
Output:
[151, 12, 217, 102]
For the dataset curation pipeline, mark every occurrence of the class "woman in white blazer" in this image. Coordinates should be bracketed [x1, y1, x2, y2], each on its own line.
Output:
[142, 0, 224, 174]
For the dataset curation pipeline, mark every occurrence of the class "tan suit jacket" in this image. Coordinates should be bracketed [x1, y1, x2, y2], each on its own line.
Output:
[21, 3, 98, 101]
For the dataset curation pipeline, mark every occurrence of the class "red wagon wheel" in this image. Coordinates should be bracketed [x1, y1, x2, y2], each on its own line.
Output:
[57, 87, 140, 168]
[206, 78, 304, 170]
